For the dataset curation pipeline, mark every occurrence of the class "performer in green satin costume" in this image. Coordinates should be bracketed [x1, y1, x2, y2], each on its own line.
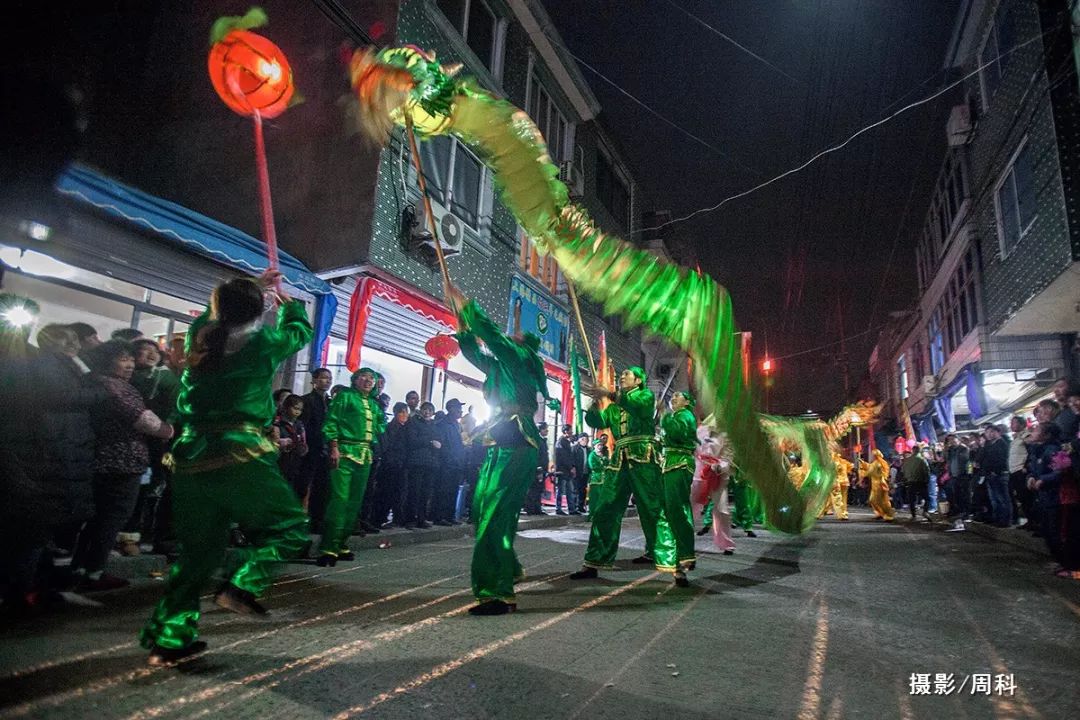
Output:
[316, 367, 385, 565]
[452, 289, 554, 616]
[586, 436, 610, 516]
[571, 366, 672, 579]
[140, 272, 311, 666]
[730, 471, 765, 534]
[659, 391, 698, 584]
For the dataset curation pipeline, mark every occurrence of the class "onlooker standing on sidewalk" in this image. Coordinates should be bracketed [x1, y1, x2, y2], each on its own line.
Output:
[981, 424, 1011, 528]
[405, 401, 440, 529]
[1051, 378, 1079, 439]
[275, 394, 309, 499]
[299, 368, 332, 526]
[1008, 415, 1033, 527]
[73, 340, 174, 591]
[945, 434, 970, 530]
[523, 422, 549, 514]
[433, 399, 466, 525]
[372, 402, 410, 527]
[901, 446, 931, 522]
[1026, 422, 1064, 567]
[554, 424, 576, 515]
[572, 433, 589, 514]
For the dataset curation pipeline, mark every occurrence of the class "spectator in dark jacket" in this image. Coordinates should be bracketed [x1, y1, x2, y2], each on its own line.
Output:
[554, 425, 576, 515]
[72, 340, 173, 592]
[276, 394, 309, 499]
[901, 446, 931, 521]
[4, 323, 113, 609]
[982, 424, 1011, 527]
[299, 367, 332, 526]
[944, 434, 971, 529]
[371, 402, 411, 527]
[1027, 422, 1063, 563]
[433, 399, 466, 525]
[572, 434, 589, 514]
[405, 402, 440, 528]
[1052, 378, 1080, 440]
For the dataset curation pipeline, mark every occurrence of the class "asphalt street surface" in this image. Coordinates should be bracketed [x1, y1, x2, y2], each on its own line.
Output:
[2, 509, 1078, 720]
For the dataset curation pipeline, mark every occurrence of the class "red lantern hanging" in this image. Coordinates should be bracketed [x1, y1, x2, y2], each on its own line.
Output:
[208, 29, 294, 119]
[425, 333, 460, 374]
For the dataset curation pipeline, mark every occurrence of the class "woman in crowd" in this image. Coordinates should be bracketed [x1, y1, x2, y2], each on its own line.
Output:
[71, 340, 174, 591]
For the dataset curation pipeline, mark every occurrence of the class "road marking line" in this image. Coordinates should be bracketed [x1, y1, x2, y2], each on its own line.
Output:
[0, 544, 471, 683]
[796, 593, 829, 720]
[174, 571, 578, 720]
[121, 554, 573, 720]
[331, 572, 663, 719]
[568, 585, 706, 720]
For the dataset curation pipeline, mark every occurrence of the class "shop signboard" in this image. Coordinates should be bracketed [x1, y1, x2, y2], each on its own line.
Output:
[507, 274, 569, 365]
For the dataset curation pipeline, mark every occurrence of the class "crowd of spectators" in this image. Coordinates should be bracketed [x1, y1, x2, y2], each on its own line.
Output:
[1, 315, 184, 614]
[880, 378, 1080, 580]
[270, 369, 589, 539]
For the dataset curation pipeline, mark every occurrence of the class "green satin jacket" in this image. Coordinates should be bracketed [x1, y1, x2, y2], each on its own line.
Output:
[660, 408, 697, 473]
[585, 385, 657, 470]
[324, 387, 386, 464]
[170, 300, 313, 474]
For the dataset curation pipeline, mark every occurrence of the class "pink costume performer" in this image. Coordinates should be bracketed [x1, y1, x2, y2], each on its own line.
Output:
[692, 422, 736, 554]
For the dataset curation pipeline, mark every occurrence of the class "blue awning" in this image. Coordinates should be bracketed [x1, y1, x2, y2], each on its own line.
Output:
[56, 164, 332, 298]
[55, 163, 337, 366]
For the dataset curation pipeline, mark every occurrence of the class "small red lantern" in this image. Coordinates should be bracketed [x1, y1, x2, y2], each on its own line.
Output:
[208, 29, 294, 119]
[425, 333, 460, 373]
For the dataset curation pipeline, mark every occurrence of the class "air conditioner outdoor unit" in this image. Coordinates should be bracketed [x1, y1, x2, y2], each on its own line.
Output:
[946, 104, 972, 146]
[559, 160, 584, 199]
[408, 202, 464, 258]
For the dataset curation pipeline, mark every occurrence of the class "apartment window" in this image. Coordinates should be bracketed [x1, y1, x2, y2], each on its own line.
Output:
[596, 151, 630, 230]
[929, 311, 945, 373]
[994, 139, 1037, 257]
[937, 247, 980, 358]
[419, 135, 486, 228]
[527, 73, 571, 162]
[898, 354, 909, 401]
[979, 1, 1015, 108]
[436, 0, 502, 74]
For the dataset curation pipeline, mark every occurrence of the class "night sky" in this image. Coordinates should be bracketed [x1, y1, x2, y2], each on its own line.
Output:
[543, 0, 962, 414]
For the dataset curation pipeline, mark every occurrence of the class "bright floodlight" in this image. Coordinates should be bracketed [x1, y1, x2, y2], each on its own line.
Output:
[3, 306, 35, 328]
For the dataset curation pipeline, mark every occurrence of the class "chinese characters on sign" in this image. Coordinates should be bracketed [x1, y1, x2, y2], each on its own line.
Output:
[908, 673, 1016, 696]
[507, 274, 569, 365]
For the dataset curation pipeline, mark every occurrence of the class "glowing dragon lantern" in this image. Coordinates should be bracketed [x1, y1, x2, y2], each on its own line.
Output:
[207, 7, 294, 283]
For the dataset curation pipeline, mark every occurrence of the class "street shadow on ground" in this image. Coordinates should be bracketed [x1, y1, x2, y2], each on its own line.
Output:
[203, 652, 747, 720]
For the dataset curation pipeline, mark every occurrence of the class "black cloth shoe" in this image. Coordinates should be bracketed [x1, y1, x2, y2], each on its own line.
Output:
[696, 526, 710, 536]
[147, 640, 208, 667]
[722, 549, 734, 556]
[316, 553, 337, 567]
[415, 521, 431, 529]
[631, 554, 653, 564]
[468, 600, 516, 616]
[569, 567, 598, 580]
[745, 530, 757, 537]
[337, 550, 355, 561]
[556, 510, 568, 516]
[214, 585, 268, 615]
[673, 572, 690, 588]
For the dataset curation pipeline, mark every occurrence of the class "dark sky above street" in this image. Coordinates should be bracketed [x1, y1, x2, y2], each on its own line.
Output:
[543, 0, 962, 414]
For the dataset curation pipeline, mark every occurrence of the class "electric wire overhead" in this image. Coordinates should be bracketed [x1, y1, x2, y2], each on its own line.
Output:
[638, 27, 1053, 236]
[661, 0, 804, 85]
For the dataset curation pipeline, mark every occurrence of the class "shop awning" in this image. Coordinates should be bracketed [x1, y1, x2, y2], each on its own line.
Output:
[55, 164, 337, 365]
[56, 164, 333, 298]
